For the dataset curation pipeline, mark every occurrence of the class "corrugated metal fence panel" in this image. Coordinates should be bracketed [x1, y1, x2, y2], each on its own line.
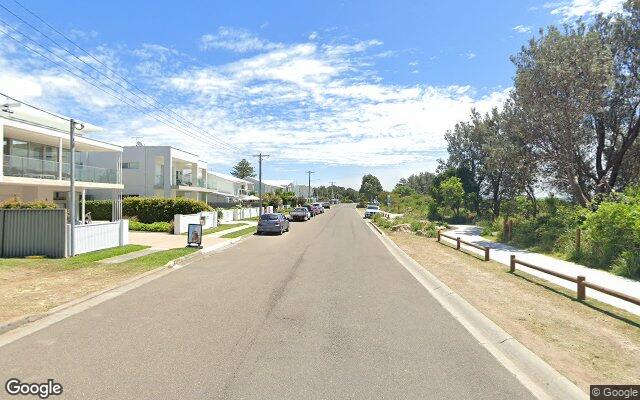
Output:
[0, 209, 67, 258]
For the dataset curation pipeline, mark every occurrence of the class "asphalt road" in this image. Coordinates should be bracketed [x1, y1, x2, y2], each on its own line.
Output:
[0, 204, 534, 399]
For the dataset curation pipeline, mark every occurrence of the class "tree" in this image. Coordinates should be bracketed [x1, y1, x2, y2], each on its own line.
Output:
[511, 25, 614, 206]
[397, 172, 435, 195]
[439, 177, 465, 216]
[359, 174, 383, 201]
[230, 159, 256, 179]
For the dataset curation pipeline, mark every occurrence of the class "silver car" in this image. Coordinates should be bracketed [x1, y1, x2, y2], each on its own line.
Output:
[257, 213, 290, 235]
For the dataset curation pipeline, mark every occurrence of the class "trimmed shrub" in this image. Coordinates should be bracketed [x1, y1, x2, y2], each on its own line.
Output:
[0, 197, 57, 209]
[129, 220, 173, 233]
[85, 197, 213, 223]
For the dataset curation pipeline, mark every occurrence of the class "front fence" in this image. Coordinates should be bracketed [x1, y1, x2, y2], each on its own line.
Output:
[0, 209, 67, 258]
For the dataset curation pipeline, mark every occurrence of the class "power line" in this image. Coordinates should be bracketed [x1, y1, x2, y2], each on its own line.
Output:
[0, 1, 241, 152]
[2, 0, 240, 152]
[1, 91, 68, 121]
[0, 20, 233, 151]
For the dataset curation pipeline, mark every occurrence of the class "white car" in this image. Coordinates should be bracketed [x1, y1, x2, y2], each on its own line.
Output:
[364, 204, 382, 218]
[312, 202, 325, 214]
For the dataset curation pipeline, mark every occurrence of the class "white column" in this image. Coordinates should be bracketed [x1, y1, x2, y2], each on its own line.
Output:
[191, 163, 197, 186]
[163, 153, 172, 198]
[57, 138, 63, 180]
[81, 188, 86, 223]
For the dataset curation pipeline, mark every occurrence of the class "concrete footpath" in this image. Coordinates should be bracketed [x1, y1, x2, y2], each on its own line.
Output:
[445, 225, 640, 316]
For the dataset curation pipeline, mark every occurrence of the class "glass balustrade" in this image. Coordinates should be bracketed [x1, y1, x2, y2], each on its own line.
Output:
[3, 154, 119, 184]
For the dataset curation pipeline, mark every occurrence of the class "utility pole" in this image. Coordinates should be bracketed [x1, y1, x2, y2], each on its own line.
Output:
[69, 118, 84, 257]
[329, 181, 336, 201]
[306, 171, 315, 202]
[253, 153, 270, 215]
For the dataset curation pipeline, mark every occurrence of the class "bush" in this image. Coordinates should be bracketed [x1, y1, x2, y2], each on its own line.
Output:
[129, 219, 173, 233]
[611, 251, 640, 280]
[86, 197, 213, 223]
[0, 197, 57, 209]
[578, 196, 640, 268]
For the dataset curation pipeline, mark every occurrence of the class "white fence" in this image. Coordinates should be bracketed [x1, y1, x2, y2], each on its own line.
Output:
[218, 206, 273, 223]
[67, 220, 129, 255]
[173, 211, 218, 235]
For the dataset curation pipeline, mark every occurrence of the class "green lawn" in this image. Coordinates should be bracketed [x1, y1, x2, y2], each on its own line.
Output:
[107, 247, 198, 273]
[0, 244, 149, 270]
[181, 223, 246, 236]
[220, 226, 257, 238]
[241, 216, 260, 221]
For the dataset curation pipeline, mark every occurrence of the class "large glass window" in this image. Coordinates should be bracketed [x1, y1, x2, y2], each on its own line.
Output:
[29, 142, 44, 160]
[11, 140, 28, 158]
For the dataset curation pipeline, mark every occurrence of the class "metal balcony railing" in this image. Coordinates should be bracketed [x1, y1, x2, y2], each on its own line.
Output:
[3, 154, 119, 184]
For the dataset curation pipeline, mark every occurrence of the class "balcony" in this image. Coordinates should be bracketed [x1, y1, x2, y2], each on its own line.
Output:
[3, 154, 119, 184]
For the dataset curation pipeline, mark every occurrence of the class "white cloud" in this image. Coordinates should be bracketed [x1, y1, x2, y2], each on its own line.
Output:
[544, 0, 625, 19]
[200, 26, 283, 52]
[513, 25, 532, 33]
[408, 60, 419, 66]
[308, 31, 318, 40]
[0, 27, 509, 176]
[465, 52, 476, 60]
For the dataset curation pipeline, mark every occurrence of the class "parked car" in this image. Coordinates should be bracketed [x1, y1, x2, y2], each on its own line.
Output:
[291, 207, 311, 221]
[322, 201, 331, 209]
[257, 213, 290, 235]
[312, 202, 325, 213]
[364, 204, 382, 218]
[303, 204, 316, 217]
[310, 205, 321, 216]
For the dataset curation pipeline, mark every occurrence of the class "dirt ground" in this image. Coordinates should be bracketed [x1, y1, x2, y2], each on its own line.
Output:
[0, 248, 193, 326]
[387, 231, 640, 393]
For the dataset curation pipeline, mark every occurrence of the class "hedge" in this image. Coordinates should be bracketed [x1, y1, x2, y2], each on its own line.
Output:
[0, 197, 57, 209]
[85, 197, 213, 223]
[129, 220, 173, 233]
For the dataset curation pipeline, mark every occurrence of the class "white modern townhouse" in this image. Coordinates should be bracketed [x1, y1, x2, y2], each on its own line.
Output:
[1, 105, 123, 220]
[91, 145, 211, 202]
[245, 177, 294, 195]
[206, 171, 255, 205]
[1, 104, 128, 257]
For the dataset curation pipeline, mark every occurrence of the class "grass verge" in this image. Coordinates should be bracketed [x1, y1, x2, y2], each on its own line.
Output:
[220, 226, 256, 238]
[0, 245, 194, 325]
[181, 223, 246, 236]
[386, 231, 640, 394]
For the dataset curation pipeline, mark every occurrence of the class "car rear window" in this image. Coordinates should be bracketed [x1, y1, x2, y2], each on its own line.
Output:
[260, 214, 279, 220]
[295, 208, 307, 212]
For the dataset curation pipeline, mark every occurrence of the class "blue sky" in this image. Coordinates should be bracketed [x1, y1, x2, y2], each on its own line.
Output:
[0, 0, 625, 189]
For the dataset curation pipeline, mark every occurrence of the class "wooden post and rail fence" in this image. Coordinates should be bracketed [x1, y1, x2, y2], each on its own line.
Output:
[436, 228, 640, 308]
[437, 229, 490, 261]
[509, 255, 640, 307]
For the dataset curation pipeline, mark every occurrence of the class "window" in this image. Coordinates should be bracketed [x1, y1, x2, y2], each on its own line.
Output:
[122, 161, 140, 169]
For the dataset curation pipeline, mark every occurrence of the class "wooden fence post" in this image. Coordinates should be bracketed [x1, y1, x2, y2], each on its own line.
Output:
[484, 247, 490, 261]
[577, 276, 586, 301]
[575, 228, 581, 254]
[456, 237, 461, 250]
[437, 229, 441, 242]
[510, 255, 516, 272]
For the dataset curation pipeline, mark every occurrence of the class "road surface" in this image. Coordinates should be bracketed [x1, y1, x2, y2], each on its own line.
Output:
[0, 205, 534, 399]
